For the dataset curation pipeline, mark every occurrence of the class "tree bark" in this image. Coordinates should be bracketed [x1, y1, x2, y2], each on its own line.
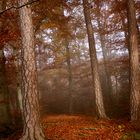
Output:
[96, 7, 113, 105]
[18, 0, 46, 139]
[127, 0, 140, 121]
[83, 0, 107, 118]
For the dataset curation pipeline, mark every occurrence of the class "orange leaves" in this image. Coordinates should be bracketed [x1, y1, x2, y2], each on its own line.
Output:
[8, 115, 138, 140]
[41, 115, 136, 140]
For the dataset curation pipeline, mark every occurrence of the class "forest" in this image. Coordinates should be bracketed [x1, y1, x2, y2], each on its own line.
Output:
[0, 0, 140, 139]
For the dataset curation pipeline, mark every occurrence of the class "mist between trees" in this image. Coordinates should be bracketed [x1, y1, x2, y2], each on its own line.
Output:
[0, 0, 140, 139]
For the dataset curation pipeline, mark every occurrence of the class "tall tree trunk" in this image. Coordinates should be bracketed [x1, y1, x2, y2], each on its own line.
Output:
[65, 40, 73, 114]
[137, 23, 140, 62]
[59, 4, 73, 114]
[96, 14, 113, 105]
[18, 0, 46, 139]
[83, 0, 107, 118]
[127, 0, 140, 121]
[96, 2, 113, 98]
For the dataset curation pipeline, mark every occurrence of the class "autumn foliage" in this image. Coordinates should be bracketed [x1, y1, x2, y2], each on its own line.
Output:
[7, 115, 140, 140]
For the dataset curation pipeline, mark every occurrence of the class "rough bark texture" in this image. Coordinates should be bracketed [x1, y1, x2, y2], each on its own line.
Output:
[128, 0, 140, 121]
[83, 0, 107, 118]
[18, 0, 46, 139]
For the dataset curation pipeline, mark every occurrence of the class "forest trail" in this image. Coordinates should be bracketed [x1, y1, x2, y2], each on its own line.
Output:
[7, 115, 140, 140]
[42, 115, 138, 140]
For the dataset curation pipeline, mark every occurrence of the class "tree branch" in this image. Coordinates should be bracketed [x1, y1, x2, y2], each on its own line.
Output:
[0, 0, 39, 15]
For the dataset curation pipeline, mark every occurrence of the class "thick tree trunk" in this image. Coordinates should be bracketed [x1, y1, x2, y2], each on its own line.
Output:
[127, 0, 140, 121]
[83, 0, 107, 118]
[18, 0, 46, 139]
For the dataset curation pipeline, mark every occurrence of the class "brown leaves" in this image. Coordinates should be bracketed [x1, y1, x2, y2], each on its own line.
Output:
[0, 10, 20, 46]
[41, 115, 137, 140]
[7, 115, 139, 140]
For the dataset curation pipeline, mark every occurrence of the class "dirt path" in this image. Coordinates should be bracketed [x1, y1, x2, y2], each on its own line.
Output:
[42, 115, 138, 140]
[6, 115, 139, 140]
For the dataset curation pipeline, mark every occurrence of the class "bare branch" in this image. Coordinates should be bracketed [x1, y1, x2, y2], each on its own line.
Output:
[0, 0, 39, 15]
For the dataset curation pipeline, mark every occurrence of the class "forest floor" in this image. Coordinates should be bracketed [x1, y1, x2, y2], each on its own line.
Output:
[7, 115, 140, 140]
